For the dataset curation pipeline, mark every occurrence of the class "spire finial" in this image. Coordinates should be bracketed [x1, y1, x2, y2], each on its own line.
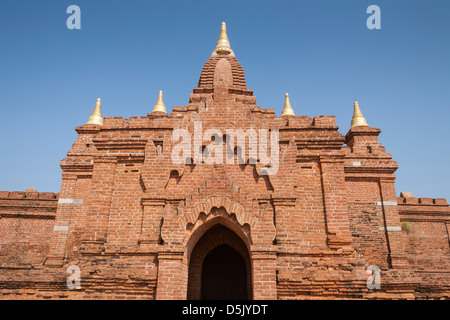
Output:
[214, 22, 233, 54]
[281, 92, 296, 117]
[351, 100, 369, 128]
[152, 90, 167, 113]
[86, 98, 103, 126]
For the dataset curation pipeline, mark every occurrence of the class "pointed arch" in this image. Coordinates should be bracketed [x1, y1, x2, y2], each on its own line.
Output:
[187, 222, 252, 300]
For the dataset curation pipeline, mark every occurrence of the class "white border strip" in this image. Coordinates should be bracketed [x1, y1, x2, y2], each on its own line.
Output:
[376, 201, 397, 206]
[58, 199, 83, 204]
[379, 226, 402, 231]
[53, 225, 69, 232]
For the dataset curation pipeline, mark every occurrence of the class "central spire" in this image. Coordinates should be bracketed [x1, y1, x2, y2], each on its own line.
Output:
[197, 22, 248, 92]
[214, 22, 233, 55]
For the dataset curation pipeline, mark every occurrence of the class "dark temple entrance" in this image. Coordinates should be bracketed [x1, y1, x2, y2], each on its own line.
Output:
[201, 244, 247, 300]
[187, 223, 252, 300]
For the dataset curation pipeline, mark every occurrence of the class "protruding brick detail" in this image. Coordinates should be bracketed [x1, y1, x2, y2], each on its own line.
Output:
[156, 250, 186, 300]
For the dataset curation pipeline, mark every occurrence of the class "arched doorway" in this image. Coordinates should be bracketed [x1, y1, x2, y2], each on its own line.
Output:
[187, 223, 252, 300]
[201, 244, 247, 300]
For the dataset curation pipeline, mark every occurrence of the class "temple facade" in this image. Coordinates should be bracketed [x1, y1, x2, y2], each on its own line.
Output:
[1, 23, 449, 300]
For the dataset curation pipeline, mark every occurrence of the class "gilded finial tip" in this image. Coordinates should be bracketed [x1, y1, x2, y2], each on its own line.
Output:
[152, 90, 167, 114]
[86, 98, 103, 126]
[214, 21, 233, 54]
[351, 100, 369, 128]
[281, 92, 295, 117]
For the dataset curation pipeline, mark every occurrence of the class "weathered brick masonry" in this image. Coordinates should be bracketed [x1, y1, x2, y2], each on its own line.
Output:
[1, 23, 449, 299]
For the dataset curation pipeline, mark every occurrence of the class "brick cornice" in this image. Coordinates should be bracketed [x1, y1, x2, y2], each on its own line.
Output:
[345, 126, 381, 143]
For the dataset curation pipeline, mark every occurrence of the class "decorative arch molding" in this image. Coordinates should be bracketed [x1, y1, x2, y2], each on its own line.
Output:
[186, 196, 255, 229]
[185, 212, 252, 260]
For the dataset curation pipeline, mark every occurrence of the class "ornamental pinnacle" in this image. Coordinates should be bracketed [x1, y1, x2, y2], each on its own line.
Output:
[86, 98, 103, 126]
[351, 100, 369, 128]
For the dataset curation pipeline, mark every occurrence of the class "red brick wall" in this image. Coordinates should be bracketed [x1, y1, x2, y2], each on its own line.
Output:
[0, 191, 58, 268]
[397, 196, 450, 299]
[346, 179, 390, 269]
[0, 50, 449, 300]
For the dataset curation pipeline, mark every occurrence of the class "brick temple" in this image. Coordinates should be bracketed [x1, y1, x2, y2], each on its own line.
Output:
[1, 22, 449, 300]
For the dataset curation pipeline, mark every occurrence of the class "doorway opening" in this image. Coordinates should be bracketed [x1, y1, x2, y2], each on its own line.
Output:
[187, 223, 252, 300]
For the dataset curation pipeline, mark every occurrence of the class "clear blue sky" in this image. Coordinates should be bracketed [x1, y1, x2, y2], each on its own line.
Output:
[0, 0, 449, 199]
